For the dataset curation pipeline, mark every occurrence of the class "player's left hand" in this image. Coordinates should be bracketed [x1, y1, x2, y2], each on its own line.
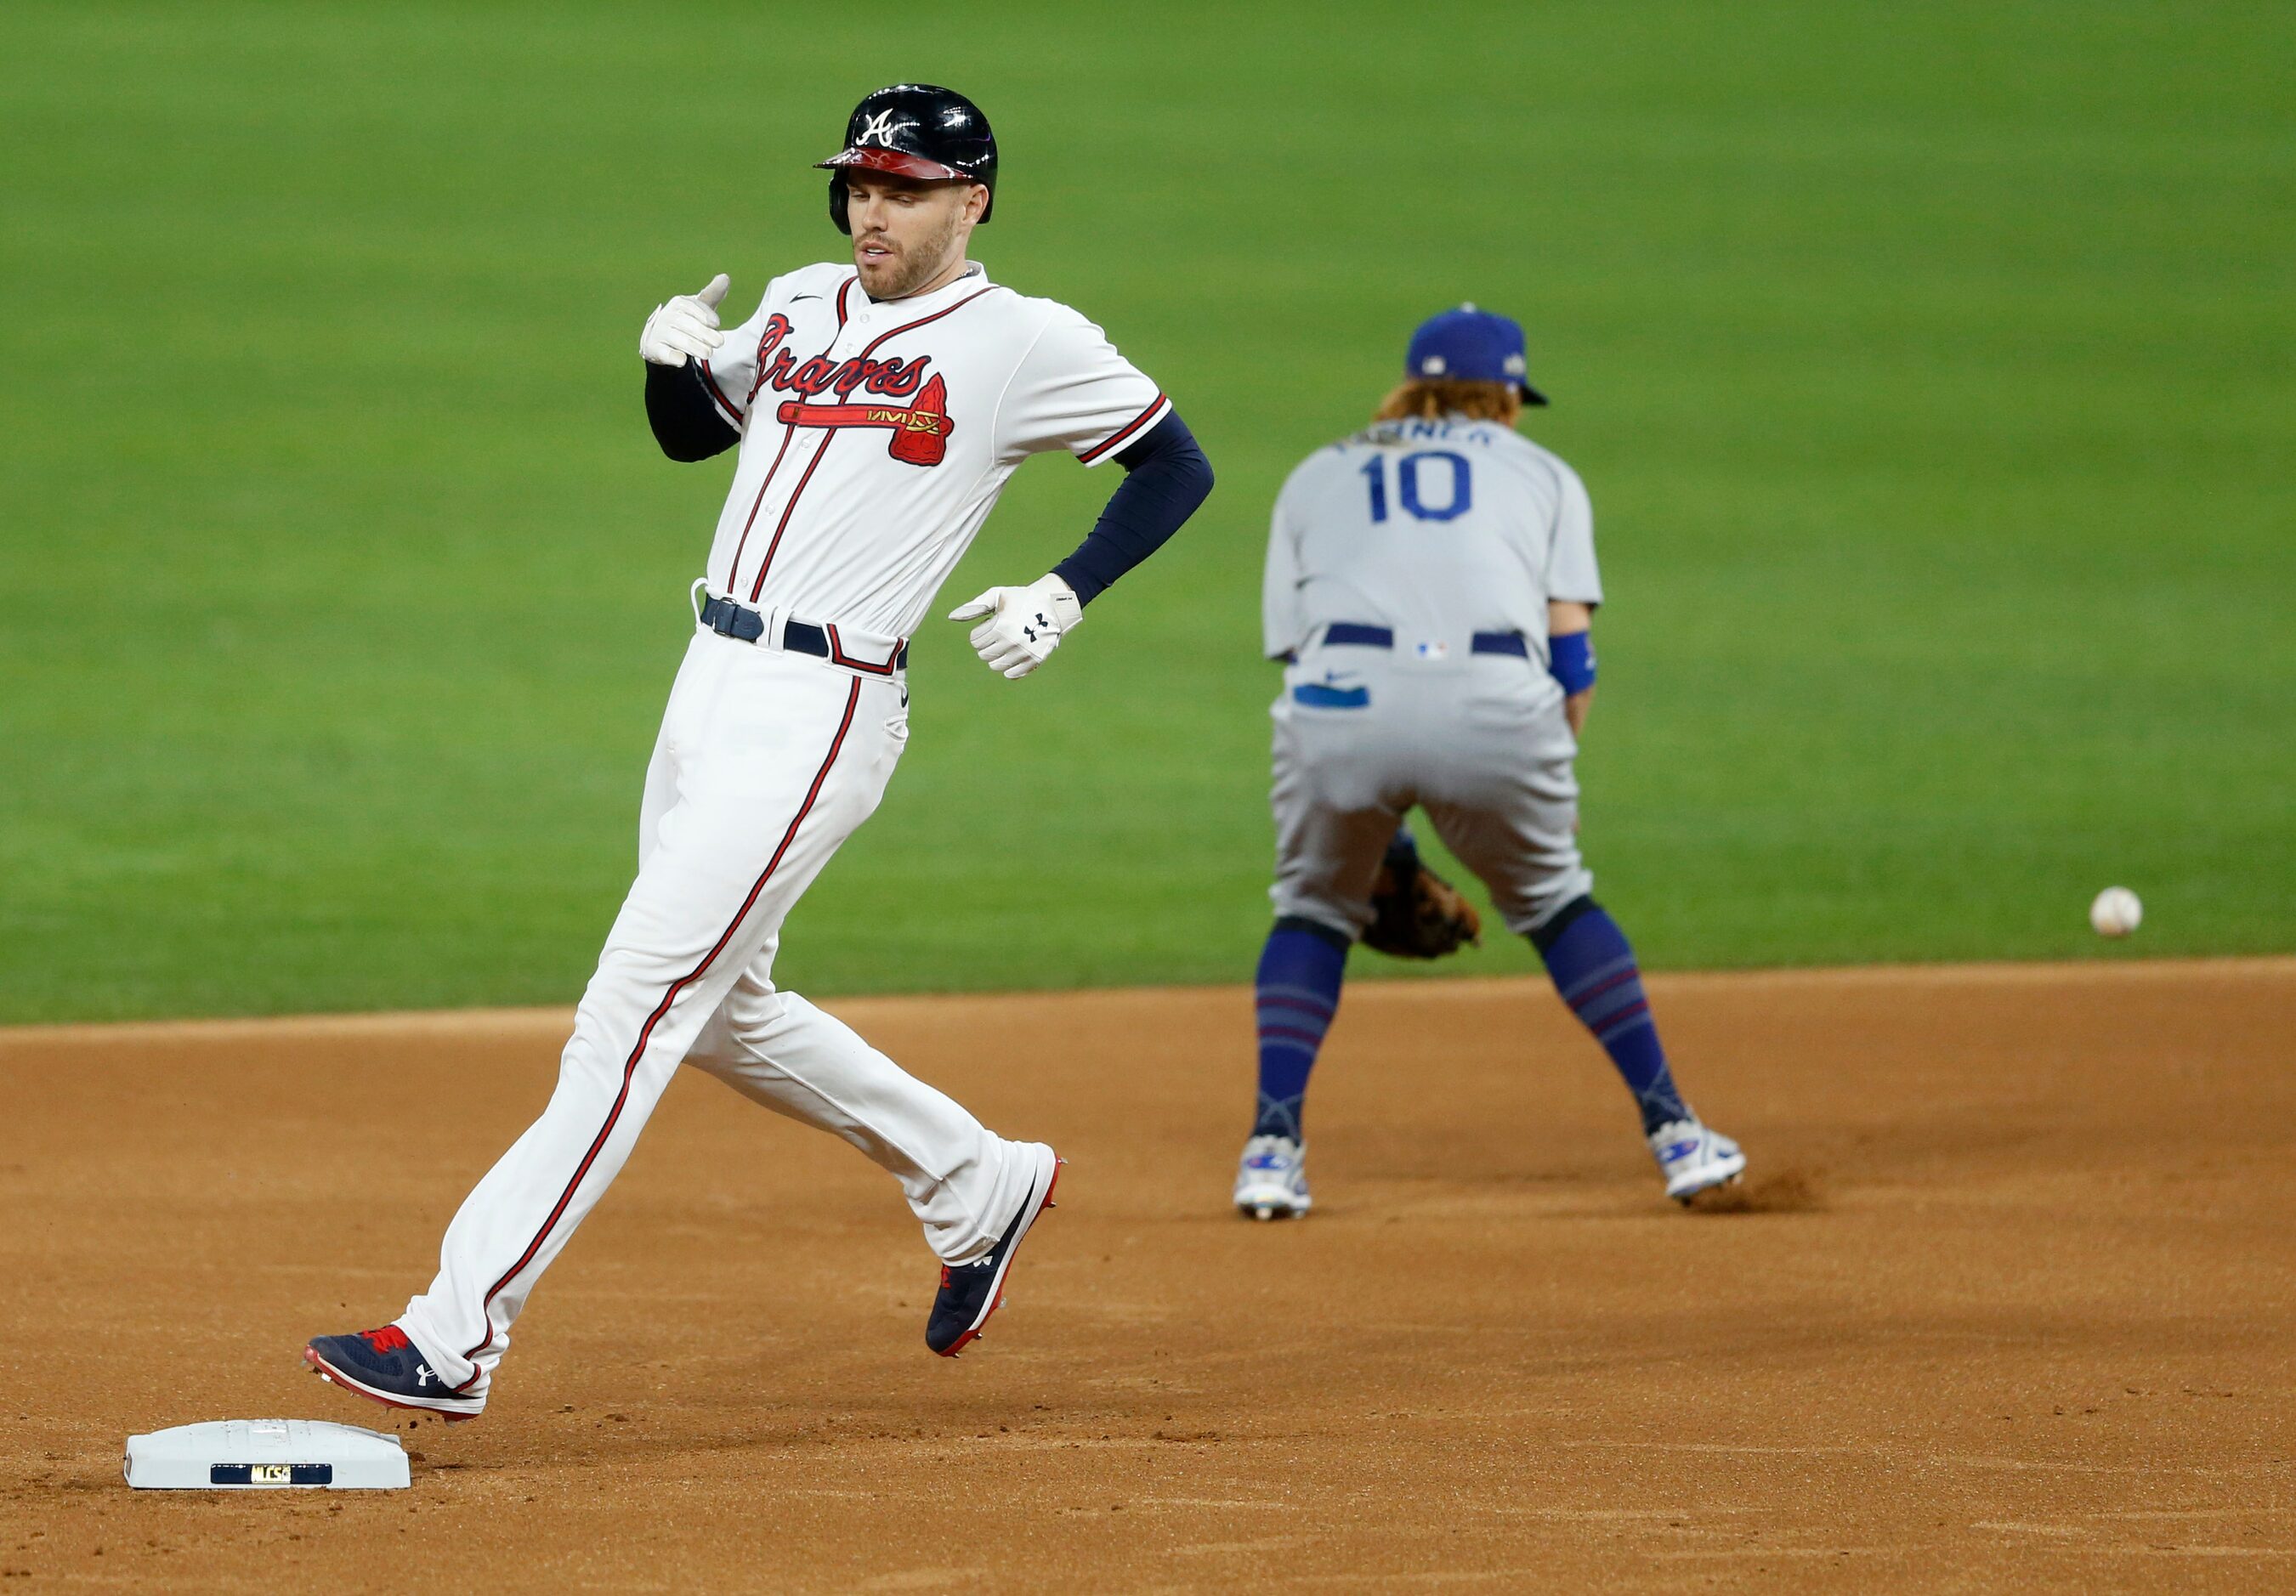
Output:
[947, 574, 1083, 679]
[1363, 854, 1482, 959]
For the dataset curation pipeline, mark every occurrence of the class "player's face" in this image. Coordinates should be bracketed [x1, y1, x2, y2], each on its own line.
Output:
[845, 173, 988, 299]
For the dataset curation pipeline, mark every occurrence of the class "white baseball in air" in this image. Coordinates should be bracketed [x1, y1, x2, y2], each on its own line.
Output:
[2089, 886, 2142, 937]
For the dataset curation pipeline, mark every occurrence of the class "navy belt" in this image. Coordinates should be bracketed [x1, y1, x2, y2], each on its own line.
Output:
[1323, 621, 1528, 659]
[700, 595, 908, 673]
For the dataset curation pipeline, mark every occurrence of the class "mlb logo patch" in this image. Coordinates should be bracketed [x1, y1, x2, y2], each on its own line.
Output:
[1413, 640, 1450, 660]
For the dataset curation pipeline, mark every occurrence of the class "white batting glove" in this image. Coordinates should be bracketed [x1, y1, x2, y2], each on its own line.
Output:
[947, 574, 1085, 680]
[639, 273, 729, 366]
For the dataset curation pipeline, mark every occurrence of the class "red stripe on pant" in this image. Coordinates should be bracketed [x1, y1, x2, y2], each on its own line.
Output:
[456, 676, 865, 1381]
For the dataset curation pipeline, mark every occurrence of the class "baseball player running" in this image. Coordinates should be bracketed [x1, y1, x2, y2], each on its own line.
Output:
[305, 85, 1213, 1420]
[1234, 305, 1741, 1220]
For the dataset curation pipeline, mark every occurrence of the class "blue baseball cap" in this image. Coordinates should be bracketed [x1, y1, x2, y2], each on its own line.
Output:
[1403, 303, 1548, 406]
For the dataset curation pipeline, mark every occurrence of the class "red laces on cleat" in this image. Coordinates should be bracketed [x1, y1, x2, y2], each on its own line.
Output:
[360, 1325, 413, 1355]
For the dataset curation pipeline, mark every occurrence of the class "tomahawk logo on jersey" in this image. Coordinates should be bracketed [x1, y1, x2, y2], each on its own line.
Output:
[693, 263, 1169, 632]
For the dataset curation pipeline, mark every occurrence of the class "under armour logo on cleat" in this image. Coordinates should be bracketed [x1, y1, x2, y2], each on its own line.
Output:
[417, 1365, 435, 1387]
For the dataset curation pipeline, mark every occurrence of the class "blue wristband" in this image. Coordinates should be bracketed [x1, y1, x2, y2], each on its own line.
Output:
[1548, 631, 1596, 695]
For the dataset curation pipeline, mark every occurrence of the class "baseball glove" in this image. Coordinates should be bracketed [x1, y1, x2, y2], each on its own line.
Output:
[1362, 851, 1482, 959]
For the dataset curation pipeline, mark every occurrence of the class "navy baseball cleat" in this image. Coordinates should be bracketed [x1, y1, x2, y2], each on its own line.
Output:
[927, 1143, 1062, 1357]
[304, 1325, 485, 1422]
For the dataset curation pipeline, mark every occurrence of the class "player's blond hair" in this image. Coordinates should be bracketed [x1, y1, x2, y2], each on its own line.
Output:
[1372, 379, 1522, 426]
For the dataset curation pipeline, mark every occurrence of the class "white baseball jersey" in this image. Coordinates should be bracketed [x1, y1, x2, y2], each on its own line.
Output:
[694, 260, 1170, 637]
[1261, 416, 1602, 666]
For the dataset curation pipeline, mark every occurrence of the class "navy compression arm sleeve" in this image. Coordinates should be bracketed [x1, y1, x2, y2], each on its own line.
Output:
[644, 359, 740, 462]
[1052, 410, 1214, 604]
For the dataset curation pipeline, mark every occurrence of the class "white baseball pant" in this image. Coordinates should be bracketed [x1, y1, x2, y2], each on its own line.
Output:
[396, 629, 1037, 1398]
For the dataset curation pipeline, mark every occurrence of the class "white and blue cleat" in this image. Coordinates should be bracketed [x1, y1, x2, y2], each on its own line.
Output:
[1648, 1117, 1747, 1203]
[1234, 1134, 1312, 1220]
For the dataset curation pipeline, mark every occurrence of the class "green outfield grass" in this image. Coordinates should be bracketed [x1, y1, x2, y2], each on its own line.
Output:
[1, 2, 2288, 1022]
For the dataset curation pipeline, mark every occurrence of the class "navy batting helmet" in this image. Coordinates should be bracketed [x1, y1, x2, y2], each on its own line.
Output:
[818, 84, 998, 235]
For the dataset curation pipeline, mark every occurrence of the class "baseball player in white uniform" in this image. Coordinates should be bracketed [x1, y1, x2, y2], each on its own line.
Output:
[306, 85, 1213, 1420]
[1233, 305, 1743, 1219]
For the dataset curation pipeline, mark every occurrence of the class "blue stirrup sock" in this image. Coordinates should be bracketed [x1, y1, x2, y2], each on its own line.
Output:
[1531, 897, 1690, 1135]
[1250, 917, 1350, 1141]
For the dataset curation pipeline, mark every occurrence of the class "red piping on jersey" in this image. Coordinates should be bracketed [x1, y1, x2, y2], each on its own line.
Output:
[698, 359, 744, 425]
[746, 433, 836, 601]
[853, 284, 999, 361]
[456, 676, 865, 1384]
[825, 623, 905, 676]
[742, 284, 1001, 600]
[1078, 391, 1168, 465]
[725, 279, 856, 594]
[723, 427, 798, 591]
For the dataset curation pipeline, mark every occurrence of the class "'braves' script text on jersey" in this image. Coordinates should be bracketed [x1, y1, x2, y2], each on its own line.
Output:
[696, 261, 1169, 636]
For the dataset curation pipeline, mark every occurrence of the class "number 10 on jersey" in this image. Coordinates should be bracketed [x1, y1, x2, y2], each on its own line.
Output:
[1362, 450, 1472, 524]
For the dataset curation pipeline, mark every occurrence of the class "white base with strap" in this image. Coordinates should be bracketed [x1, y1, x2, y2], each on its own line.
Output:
[124, 1419, 410, 1491]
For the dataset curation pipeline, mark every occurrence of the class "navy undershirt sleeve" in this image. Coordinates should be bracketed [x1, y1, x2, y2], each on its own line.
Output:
[644, 359, 740, 462]
[1052, 410, 1214, 604]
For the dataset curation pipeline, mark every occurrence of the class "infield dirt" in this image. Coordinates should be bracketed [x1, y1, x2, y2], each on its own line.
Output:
[3, 959, 2292, 1591]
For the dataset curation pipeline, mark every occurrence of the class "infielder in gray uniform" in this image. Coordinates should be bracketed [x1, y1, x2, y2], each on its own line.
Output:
[1234, 305, 1745, 1219]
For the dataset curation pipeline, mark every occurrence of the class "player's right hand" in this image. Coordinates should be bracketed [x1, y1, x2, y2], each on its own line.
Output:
[639, 274, 729, 367]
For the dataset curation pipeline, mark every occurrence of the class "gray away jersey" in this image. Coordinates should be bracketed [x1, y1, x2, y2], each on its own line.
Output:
[1262, 416, 1602, 665]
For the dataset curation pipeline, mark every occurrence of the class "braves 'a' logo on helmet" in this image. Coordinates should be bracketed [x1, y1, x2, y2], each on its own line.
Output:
[855, 110, 914, 148]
